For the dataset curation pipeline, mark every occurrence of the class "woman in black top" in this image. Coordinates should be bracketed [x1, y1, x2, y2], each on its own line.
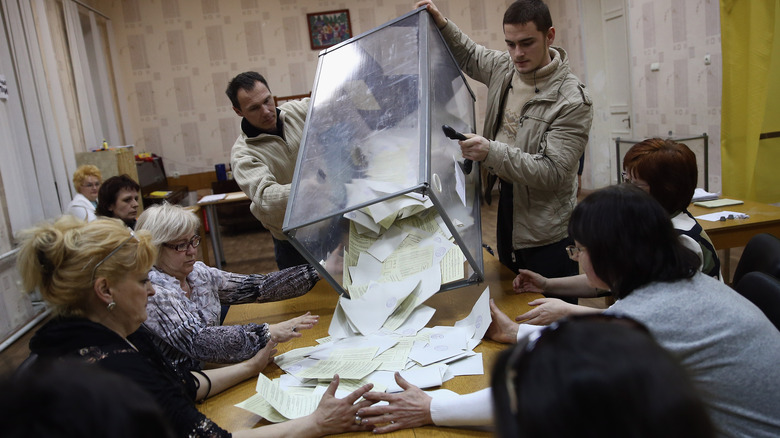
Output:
[18, 216, 373, 438]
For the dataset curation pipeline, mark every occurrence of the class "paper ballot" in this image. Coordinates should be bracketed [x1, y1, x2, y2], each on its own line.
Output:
[255, 373, 320, 419]
[339, 276, 420, 335]
[454, 287, 492, 340]
[234, 392, 288, 423]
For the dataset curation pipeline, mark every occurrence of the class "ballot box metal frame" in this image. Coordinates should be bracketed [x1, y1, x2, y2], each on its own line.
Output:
[284, 8, 483, 297]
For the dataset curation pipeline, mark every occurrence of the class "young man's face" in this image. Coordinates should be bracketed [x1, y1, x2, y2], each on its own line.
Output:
[232, 81, 277, 132]
[503, 21, 555, 74]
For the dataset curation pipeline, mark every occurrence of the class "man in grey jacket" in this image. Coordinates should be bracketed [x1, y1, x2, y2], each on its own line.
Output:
[227, 72, 310, 269]
[417, 0, 593, 281]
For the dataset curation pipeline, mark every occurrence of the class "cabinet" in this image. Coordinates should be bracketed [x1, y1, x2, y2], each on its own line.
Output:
[75, 146, 138, 182]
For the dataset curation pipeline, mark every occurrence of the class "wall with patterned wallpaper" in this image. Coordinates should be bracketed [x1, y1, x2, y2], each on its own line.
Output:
[626, 0, 722, 191]
[93, 0, 513, 177]
[94, 0, 721, 191]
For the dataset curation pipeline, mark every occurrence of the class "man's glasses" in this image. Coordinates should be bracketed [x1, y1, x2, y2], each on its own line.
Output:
[565, 245, 585, 261]
[162, 235, 201, 252]
[91, 229, 138, 283]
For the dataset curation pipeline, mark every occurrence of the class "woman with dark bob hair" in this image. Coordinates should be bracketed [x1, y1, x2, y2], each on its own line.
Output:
[491, 314, 715, 438]
[96, 174, 141, 229]
[357, 185, 780, 437]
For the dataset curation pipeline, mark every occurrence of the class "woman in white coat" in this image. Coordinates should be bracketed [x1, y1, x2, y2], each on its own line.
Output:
[65, 165, 102, 222]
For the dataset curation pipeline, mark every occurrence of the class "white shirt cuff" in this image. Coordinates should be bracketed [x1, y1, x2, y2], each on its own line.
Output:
[429, 388, 493, 426]
[516, 323, 545, 343]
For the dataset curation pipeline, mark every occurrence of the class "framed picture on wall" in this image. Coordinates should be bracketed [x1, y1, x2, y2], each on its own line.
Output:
[306, 9, 352, 50]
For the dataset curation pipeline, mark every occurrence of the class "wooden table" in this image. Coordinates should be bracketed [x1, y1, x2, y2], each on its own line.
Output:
[689, 199, 780, 282]
[197, 192, 250, 269]
[198, 250, 542, 436]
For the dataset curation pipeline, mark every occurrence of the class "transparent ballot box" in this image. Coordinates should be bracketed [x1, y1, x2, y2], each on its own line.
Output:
[283, 9, 483, 297]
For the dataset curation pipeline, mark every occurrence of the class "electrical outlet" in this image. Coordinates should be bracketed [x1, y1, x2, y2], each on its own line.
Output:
[172, 171, 180, 178]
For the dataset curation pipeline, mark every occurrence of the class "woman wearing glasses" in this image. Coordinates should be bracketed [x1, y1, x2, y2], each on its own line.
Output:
[359, 185, 780, 437]
[19, 216, 374, 437]
[513, 138, 720, 325]
[65, 164, 102, 222]
[136, 203, 320, 372]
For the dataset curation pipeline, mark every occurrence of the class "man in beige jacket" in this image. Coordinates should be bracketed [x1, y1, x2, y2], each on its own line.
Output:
[418, 0, 593, 283]
[227, 71, 309, 269]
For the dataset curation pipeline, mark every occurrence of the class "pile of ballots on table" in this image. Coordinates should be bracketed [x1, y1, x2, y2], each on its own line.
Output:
[235, 288, 491, 422]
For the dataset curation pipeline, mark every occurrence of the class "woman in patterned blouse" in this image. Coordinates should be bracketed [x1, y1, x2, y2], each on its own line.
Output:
[137, 202, 320, 372]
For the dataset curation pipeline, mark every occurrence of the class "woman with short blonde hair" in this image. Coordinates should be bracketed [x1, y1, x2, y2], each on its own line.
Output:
[65, 165, 102, 222]
[19, 216, 374, 438]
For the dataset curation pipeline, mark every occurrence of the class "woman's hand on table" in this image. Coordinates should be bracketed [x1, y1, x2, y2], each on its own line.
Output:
[485, 299, 520, 344]
[310, 375, 375, 435]
[269, 311, 319, 343]
[358, 372, 433, 433]
[515, 298, 597, 326]
[512, 269, 548, 294]
[245, 340, 277, 375]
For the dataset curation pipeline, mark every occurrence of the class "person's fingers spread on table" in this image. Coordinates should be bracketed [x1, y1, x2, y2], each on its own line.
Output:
[312, 375, 374, 435]
[357, 372, 433, 433]
[515, 298, 574, 326]
[269, 312, 320, 342]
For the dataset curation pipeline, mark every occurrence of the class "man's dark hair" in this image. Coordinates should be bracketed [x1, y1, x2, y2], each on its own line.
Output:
[96, 174, 140, 218]
[503, 0, 553, 33]
[225, 71, 270, 110]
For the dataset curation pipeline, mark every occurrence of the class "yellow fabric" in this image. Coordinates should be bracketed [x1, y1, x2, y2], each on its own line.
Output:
[720, 0, 780, 203]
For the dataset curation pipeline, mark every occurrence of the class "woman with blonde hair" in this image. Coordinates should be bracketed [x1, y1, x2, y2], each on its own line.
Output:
[65, 164, 102, 222]
[18, 216, 374, 438]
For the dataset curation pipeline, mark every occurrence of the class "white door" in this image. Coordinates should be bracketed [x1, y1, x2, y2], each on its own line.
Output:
[601, 0, 633, 182]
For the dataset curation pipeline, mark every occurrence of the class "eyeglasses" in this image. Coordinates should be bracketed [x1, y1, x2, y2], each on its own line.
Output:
[162, 235, 200, 252]
[91, 229, 138, 283]
[503, 313, 650, 417]
[565, 245, 585, 260]
[82, 182, 101, 188]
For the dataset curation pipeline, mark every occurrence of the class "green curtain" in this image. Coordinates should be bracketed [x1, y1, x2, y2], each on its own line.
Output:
[720, 0, 780, 203]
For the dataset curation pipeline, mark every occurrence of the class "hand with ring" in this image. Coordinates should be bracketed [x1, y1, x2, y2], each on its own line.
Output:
[307, 375, 376, 435]
[358, 372, 434, 433]
[268, 311, 319, 343]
